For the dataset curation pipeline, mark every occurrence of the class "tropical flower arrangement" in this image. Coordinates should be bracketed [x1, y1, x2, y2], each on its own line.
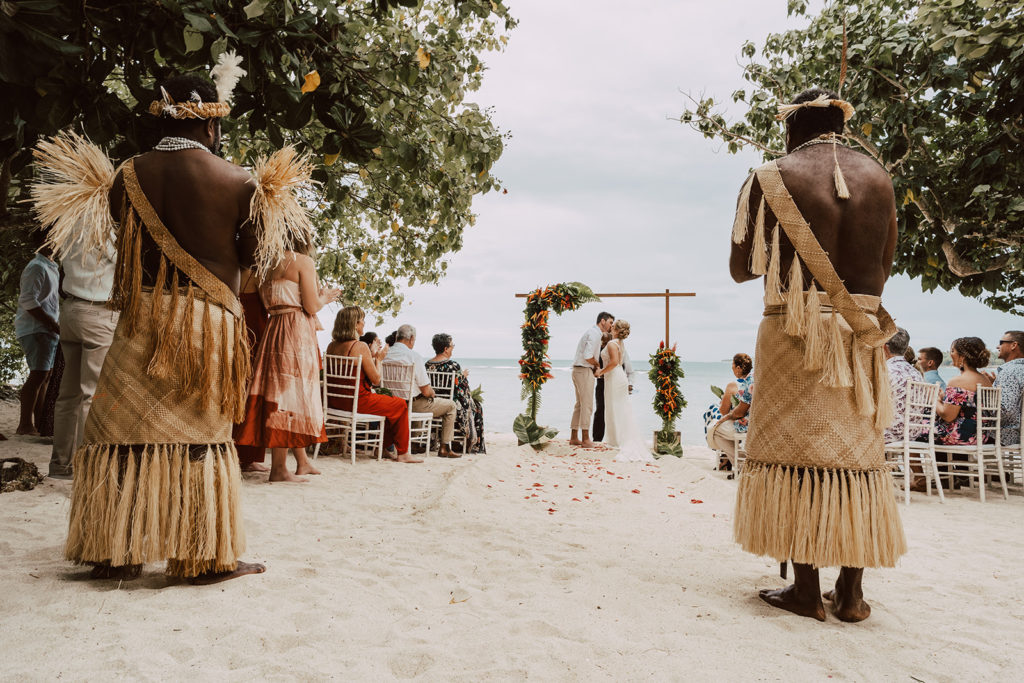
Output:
[649, 341, 686, 456]
[514, 281, 600, 448]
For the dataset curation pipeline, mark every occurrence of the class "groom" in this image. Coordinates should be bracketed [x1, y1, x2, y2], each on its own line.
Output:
[570, 312, 614, 447]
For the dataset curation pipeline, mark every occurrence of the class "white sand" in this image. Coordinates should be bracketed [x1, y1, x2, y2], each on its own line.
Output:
[1, 400, 1023, 681]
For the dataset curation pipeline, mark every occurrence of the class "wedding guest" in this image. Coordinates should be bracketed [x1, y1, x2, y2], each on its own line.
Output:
[703, 353, 753, 436]
[570, 312, 614, 448]
[15, 240, 60, 436]
[360, 331, 380, 351]
[48, 226, 118, 478]
[933, 337, 993, 446]
[883, 328, 923, 443]
[990, 331, 1024, 446]
[384, 330, 398, 347]
[917, 347, 946, 390]
[426, 332, 485, 453]
[235, 243, 339, 482]
[327, 306, 420, 463]
[233, 267, 271, 473]
[705, 353, 754, 471]
[386, 324, 459, 457]
[593, 332, 612, 442]
[903, 346, 916, 367]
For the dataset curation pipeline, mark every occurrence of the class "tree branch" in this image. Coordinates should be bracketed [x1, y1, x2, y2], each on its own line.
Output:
[941, 240, 1010, 277]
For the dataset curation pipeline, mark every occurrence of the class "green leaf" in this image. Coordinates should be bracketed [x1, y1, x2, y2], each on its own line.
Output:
[243, 0, 268, 19]
[512, 414, 558, 449]
[182, 26, 203, 54]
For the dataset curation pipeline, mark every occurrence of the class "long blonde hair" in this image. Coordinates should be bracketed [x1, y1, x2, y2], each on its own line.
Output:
[332, 305, 363, 342]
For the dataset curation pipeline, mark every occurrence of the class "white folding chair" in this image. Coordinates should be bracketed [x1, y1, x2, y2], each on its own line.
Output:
[426, 369, 469, 453]
[381, 361, 433, 455]
[936, 384, 1007, 502]
[884, 380, 944, 505]
[317, 355, 385, 464]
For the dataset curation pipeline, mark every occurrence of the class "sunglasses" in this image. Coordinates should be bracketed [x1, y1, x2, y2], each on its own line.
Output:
[998, 339, 1015, 346]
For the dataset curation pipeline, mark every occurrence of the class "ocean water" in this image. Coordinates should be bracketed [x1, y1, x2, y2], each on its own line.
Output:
[459, 358, 733, 446]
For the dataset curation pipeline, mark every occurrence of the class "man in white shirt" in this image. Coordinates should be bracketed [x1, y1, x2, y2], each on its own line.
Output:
[570, 311, 614, 448]
[386, 324, 459, 458]
[48, 232, 119, 479]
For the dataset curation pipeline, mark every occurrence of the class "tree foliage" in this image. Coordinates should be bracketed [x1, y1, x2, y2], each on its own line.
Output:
[0, 0, 513, 320]
[679, 0, 1023, 313]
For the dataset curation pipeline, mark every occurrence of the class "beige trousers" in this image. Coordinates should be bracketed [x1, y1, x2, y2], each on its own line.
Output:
[571, 366, 595, 430]
[49, 299, 118, 476]
[706, 419, 742, 465]
[413, 395, 456, 444]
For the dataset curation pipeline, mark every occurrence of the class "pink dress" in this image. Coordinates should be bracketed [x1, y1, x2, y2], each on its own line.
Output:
[234, 279, 326, 448]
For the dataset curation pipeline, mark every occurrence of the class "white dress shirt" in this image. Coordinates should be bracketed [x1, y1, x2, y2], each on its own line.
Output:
[386, 342, 430, 396]
[62, 234, 116, 303]
[574, 325, 602, 368]
[621, 344, 636, 385]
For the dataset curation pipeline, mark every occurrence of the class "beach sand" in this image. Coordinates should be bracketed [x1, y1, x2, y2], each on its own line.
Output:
[1, 399, 1022, 681]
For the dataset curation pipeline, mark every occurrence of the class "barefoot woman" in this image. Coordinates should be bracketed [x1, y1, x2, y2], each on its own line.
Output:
[729, 88, 906, 622]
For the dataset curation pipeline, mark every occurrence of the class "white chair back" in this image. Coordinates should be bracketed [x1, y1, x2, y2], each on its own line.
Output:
[902, 380, 942, 443]
[976, 384, 1002, 446]
[427, 369, 458, 401]
[324, 355, 361, 414]
[381, 362, 416, 400]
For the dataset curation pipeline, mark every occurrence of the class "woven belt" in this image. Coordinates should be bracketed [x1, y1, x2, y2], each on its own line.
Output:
[267, 304, 302, 316]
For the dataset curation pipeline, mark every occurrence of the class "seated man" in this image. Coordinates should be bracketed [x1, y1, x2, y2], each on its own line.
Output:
[883, 328, 923, 443]
[992, 330, 1024, 446]
[386, 324, 459, 458]
[917, 347, 946, 389]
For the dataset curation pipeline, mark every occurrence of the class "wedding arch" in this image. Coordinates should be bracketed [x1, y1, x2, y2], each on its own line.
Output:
[513, 283, 697, 451]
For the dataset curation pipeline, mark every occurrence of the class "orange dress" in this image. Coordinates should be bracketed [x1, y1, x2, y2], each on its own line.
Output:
[234, 289, 269, 465]
[235, 280, 327, 448]
[328, 340, 410, 453]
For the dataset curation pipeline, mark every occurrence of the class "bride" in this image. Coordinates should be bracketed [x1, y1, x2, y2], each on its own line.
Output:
[595, 320, 653, 463]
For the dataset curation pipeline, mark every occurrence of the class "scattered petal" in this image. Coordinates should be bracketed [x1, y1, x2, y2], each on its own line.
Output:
[631, 489, 640, 494]
[690, 499, 703, 504]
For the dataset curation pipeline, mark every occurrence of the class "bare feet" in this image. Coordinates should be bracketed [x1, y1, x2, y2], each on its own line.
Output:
[89, 563, 143, 580]
[396, 454, 423, 463]
[759, 585, 826, 622]
[823, 568, 871, 622]
[569, 438, 582, 446]
[580, 440, 596, 448]
[269, 468, 308, 483]
[241, 462, 270, 473]
[189, 560, 266, 585]
[15, 426, 39, 436]
[295, 463, 321, 476]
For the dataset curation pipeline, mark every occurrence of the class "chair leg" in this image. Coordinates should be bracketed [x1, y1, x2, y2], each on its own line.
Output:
[994, 453, 1009, 500]
[903, 450, 911, 506]
[976, 453, 986, 503]
[929, 454, 945, 503]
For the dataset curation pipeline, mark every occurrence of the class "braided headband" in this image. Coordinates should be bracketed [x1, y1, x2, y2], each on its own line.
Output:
[776, 93, 855, 123]
[147, 98, 231, 120]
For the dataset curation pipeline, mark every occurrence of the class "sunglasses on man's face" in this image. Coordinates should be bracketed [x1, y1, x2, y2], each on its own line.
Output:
[998, 339, 1014, 346]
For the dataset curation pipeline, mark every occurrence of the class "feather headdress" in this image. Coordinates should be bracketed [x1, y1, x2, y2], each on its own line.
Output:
[30, 131, 117, 259]
[776, 93, 855, 122]
[249, 146, 319, 279]
[148, 50, 244, 119]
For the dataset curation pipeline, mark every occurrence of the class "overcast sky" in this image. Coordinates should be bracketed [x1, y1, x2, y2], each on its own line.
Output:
[372, 0, 1024, 363]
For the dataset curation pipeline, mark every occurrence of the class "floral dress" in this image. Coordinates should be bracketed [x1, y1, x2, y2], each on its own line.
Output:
[935, 386, 987, 446]
[425, 358, 486, 453]
[703, 374, 753, 434]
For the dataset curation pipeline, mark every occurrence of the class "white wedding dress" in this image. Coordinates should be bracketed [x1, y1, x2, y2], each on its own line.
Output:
[602, 340, 653, 463]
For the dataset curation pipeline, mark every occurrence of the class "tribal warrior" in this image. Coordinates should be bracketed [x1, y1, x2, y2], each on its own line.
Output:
[729, 88, 906, 622]
[32, 53, 315, 584]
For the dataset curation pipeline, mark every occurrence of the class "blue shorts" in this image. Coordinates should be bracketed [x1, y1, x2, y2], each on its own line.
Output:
[18, 332, 59, 372]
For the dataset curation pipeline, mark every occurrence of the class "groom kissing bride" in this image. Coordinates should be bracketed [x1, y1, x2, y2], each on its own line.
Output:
[570, 312, 651, 462]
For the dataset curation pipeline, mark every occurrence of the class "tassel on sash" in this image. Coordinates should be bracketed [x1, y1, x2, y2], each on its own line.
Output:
[732, 173, 755, 244]
[801, 283, 825, 371]
[872, 346, 894, 429]
[783, 258, 806, 337]
[764, 225, 783, 305]
[821, 310, 854, 388]
[851, 339, 875, 416]
[750, 197, 768, 275]
[112, 201, 143, 338]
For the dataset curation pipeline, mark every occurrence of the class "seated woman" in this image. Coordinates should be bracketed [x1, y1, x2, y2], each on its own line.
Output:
[425, 333, 485, 453]
[934, 337, 994, 446]
[926, 337, 994, 489]
[705, 353, 754, 472]
[326, 306, 421, 463]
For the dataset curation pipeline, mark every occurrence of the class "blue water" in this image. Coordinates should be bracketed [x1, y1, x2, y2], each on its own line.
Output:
[458, 358, 731, 445]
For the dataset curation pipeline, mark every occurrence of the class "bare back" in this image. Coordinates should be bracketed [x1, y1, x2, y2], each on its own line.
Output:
[110, 149, 256, 293]
[731, 145, 898, 296]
